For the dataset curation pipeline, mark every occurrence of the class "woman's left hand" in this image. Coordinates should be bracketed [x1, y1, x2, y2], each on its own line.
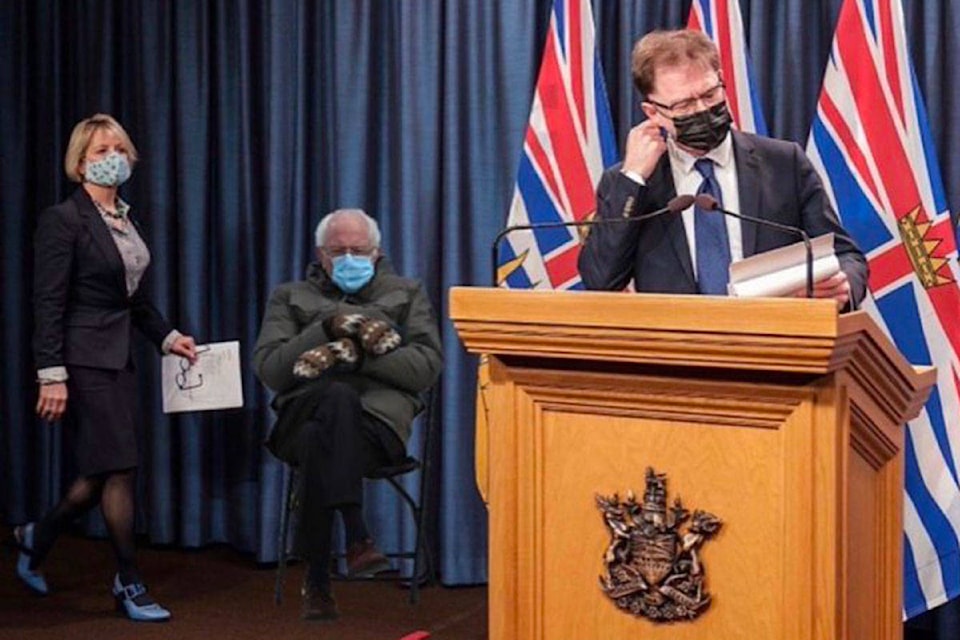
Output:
[170, 335, 199, 364]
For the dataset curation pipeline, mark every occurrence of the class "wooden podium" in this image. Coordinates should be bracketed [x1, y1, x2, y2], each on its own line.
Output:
[450, 287, 935, 640]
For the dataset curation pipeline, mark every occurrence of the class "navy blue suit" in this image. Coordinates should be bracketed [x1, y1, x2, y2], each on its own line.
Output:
[32, 188, 172, 371]
[32, 187, 176, 474]
[578, 130, 868, 306]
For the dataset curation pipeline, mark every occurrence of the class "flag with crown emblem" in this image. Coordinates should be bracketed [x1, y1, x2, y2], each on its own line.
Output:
[806, 0, 960, 618]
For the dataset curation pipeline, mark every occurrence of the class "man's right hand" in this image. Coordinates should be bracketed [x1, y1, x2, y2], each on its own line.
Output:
[622, 120, 668, 181]
[293, 338, 362, 379]
[326, 313, 401, 356]
[36, 382, 68, 423]
[325, 313, 368, 338]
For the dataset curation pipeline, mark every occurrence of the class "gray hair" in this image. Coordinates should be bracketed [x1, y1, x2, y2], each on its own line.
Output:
[314, 208, 382, 248]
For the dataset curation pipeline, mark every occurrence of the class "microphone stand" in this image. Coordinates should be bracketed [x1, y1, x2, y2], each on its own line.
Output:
[491, 194, 696, 286]
[490, 219, 587, 287]
[693, 194, 814, 298]
[802, 234, 813, 300]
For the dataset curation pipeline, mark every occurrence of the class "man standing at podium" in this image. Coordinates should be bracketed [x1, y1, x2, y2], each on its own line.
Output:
[578, 29, 867, 310]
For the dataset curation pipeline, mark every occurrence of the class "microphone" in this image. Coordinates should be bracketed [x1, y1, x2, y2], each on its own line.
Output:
[492, 194, 695, 286]
[693, 194, 814, 299]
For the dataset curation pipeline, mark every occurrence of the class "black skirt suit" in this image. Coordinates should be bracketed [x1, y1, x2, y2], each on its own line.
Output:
[33, 188, 174, 475]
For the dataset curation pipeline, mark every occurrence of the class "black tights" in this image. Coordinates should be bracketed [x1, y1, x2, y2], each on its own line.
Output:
[31, 468, 139, 583]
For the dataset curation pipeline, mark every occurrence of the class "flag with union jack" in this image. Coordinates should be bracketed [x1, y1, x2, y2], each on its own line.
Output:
[497, 0, 618, 289]
[687, 0, 768, 135]
[806, 0, 960, 617]
[477, 0, 616, 504]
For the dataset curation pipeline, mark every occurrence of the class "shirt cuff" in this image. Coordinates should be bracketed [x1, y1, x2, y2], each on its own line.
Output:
[162, 330, 183, 354]
[620, 169, 645, 186]
[37, 366, 69, 383]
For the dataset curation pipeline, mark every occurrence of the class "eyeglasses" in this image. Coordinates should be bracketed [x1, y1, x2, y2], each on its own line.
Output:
[647, 82, 726, 117]
[321, 246, 378, 258]
[175, 345, 211, 391]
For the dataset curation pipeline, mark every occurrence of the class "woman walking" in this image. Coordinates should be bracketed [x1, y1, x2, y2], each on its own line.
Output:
[14, 114, 197, 622]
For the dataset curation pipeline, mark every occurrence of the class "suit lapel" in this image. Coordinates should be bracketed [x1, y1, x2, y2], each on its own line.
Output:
[649, 158, 696, 288]
[72, 188, 127, 292]
[733, 131, 762, 257]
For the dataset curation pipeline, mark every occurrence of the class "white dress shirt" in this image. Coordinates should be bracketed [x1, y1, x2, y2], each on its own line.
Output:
[667, 134, 743, 279]
[622, 132, 743, 280]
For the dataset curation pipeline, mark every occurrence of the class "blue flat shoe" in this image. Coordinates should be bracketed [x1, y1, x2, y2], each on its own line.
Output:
[112, 574, 171, 622]
[13, 523, 49, 595]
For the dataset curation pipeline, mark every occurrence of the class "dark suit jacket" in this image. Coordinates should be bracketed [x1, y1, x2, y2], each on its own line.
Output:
[33, 188, 173, 371]
[578, 130, 868, 306]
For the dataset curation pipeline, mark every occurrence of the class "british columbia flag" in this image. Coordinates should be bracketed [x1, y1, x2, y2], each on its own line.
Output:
[687, 0, 768, 135]
[498, 0, 617, 289]
[478, 0, 618, 504]
[806, 0, 960, 617]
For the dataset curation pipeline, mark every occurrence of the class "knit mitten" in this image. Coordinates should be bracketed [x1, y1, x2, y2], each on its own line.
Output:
[355, 319, 402, 356]
[325, 313, 401, 357]
[325, 313, 368, 339]
[293, 338, 361, 378]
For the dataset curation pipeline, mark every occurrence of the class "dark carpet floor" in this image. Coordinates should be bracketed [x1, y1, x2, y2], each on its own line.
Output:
[0, 534, 487, 640]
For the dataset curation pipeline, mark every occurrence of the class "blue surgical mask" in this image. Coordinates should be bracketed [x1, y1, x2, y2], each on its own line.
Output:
[331, 253, 375, 293]
[85, 152, 132, 187]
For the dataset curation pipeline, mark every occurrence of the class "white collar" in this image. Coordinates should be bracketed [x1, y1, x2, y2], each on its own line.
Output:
[668, 131, 734, 177]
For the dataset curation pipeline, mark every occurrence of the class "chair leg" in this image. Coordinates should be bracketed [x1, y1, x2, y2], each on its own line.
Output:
[274, 467, 294, 605]
[410, 392, 438, 604]
[409, 481, 435, 604]
[410, 503, 423, 605]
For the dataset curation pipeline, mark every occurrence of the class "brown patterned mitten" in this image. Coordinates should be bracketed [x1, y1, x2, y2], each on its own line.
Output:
[357, 318, 402, 356]
[325, 313, 368, 339]
[293, 338, 361, 378]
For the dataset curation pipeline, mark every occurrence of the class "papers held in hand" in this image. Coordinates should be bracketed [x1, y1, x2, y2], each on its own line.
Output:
[727, 233, 839, 298]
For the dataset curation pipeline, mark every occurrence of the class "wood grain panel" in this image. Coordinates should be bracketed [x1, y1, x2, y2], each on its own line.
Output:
[450, 288, 935, 640]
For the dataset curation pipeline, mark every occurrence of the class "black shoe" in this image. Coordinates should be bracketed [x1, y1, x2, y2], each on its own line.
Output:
[301, 583, 339, 621]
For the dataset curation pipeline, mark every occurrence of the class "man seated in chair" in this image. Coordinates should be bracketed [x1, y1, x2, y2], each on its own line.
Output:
[253, 208, 443, 621]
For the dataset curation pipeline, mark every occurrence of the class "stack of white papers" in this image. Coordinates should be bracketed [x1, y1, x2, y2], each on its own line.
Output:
[728, 233, 838, 298]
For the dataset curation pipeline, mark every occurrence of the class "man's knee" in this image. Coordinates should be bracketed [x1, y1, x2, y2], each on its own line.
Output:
[313, 381, 362, 418]
[299, 381, 364, 455]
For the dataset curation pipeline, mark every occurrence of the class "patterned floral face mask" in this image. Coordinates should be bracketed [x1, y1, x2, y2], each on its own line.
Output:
[84, 151, 132, 187]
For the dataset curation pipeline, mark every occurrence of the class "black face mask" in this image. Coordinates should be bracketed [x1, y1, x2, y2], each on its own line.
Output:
[672, 102, 732, 152]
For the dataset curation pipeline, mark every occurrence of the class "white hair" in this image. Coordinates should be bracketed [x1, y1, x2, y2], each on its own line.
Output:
[314, 208, 382, 248]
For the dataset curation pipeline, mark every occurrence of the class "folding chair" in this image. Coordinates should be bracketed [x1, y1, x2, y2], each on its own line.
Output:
[273, 391, 437, 605]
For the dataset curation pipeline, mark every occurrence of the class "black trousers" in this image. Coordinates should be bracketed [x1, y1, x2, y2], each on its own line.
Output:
[278, 381, 405, 559]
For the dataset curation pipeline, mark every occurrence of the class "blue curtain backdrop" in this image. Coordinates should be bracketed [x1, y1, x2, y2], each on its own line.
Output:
[1, 1, 958, 629]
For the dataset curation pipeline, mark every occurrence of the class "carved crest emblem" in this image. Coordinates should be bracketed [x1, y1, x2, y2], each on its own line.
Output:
[596, 467, 722, 622]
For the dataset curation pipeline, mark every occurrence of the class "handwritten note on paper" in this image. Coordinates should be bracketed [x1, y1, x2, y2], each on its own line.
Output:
[161, 341, 244, 413]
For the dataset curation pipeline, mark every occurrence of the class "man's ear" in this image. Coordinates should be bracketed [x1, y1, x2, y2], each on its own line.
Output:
[316, 248, 332, 274]
[640, 102, 660, 123]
